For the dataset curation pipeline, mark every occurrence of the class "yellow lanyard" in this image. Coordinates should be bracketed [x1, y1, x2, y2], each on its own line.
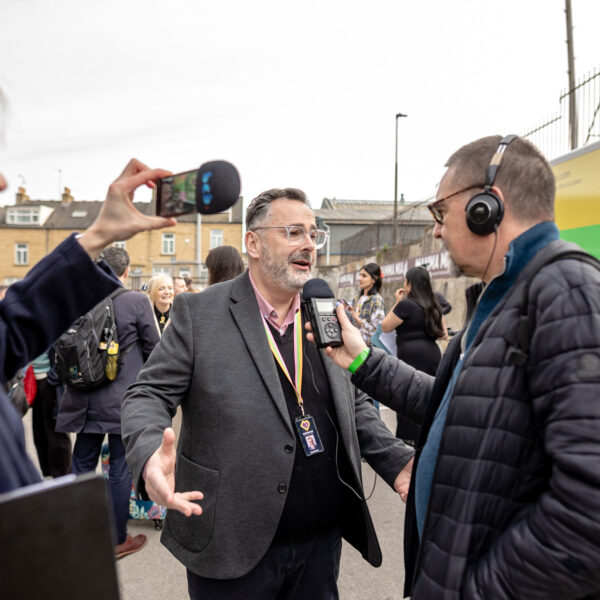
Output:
[262, 311, 305, 415]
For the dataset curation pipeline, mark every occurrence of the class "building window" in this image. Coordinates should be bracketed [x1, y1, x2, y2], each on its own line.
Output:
[113, 241, 127, 249]
[162, 233, 175, 255]
[7, 207, 40, 224]
[152, 266, 172, 275]
[210, 229, 223, 249]
[179, 268, 191, 278]
[15, 243, 29, 265]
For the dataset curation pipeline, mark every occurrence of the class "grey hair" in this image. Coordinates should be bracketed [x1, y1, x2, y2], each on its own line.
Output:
[445, 135, 555, 223]
[245, 188, 310, 230]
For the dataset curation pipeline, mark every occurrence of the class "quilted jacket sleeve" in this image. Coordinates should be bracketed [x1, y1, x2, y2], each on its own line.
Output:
[464, 259, 600, 599]
[351, 347, 435, 426]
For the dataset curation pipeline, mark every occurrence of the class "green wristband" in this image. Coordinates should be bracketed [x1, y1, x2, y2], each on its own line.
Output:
[348, 348, 370, 374]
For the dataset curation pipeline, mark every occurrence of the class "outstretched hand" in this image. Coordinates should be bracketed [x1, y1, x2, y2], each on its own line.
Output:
[144, 427, 204, 517]
[78, 159, 177, 260]
[305, 303, 368, 369]
[393, 457, 414, 503]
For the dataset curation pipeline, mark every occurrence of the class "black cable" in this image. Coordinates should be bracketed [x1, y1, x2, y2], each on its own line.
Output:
[480, 226, 499, 284]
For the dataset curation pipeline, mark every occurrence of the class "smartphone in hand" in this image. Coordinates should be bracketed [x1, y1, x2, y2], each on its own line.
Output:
[155, 169, 198, 217]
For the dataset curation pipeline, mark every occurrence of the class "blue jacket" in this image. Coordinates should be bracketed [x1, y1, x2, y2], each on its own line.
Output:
[0, 234, 120, 493]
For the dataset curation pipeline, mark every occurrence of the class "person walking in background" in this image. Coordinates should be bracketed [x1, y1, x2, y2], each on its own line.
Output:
[30, 351, 71, 477]
[381, 266, 446, 444]
[147, 274, 174, 334]
[348, 262, 386, 345]
[205, 245, 244, 286]
[173, 276, 188, 296]
[57, 246, 160, 559]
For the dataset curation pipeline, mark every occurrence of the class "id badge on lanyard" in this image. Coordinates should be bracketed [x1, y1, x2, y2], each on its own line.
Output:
[263, 312, 324, 457]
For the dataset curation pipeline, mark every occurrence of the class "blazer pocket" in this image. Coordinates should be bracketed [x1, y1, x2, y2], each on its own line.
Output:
[169, 453, 220, 553]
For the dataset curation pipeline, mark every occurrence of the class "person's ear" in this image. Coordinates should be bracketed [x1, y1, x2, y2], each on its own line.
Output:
[245, 230, 261, 259]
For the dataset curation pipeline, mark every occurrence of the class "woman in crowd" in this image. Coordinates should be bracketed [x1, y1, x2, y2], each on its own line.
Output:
[205, 245, 244, 286]
[381, 266, 446, 444]
[147, 274, 174, 334]
[348, 262, 386, 344]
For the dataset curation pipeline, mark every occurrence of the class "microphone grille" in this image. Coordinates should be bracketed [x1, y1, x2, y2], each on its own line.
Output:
[302, 278, 335, 299]
[196, 160, 241, 215]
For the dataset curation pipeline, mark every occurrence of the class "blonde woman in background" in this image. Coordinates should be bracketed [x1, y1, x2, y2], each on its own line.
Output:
[147, 274, 174, 335]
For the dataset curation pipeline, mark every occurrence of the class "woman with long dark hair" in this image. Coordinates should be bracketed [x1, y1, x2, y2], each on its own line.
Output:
[381, 266, 446, 443]
[205, 245, 244, 286]
[348, 262, 386, 344]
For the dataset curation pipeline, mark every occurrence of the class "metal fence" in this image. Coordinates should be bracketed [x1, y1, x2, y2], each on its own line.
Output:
[339, 203, 433, 260]
[522, 66, 600, 159]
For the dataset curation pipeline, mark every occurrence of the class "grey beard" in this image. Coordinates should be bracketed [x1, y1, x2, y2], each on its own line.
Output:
[262, 249, 312, 293]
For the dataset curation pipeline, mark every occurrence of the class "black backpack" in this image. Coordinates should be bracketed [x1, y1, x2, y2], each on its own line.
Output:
[55, 288, 130, 390]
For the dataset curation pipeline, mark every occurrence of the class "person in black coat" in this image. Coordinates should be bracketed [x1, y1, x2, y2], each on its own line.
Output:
[0, 156, 176, 495]
[381, 266, 446, 444]
[57, 246, 160, 558]
[311, 135, 600, 599]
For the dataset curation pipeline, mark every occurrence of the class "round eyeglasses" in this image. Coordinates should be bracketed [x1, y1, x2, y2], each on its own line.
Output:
[250, 225, 329, 250]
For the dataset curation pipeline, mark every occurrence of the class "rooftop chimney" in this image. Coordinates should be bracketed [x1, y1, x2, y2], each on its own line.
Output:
[16, 186, 29, 204]
[61, 187, 74, 205]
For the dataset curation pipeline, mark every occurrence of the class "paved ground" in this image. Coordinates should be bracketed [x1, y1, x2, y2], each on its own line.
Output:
[24, 406, 407, 599]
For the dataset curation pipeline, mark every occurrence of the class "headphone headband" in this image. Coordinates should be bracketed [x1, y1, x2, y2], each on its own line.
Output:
[465, 134, 518, 236]
[484, 134, 518, 189]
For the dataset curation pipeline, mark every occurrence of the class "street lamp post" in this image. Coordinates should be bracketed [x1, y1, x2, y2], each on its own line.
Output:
[393, 112, 407, 247]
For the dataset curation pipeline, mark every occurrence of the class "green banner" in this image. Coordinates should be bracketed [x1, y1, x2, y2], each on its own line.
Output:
[559, 224, 600, 259]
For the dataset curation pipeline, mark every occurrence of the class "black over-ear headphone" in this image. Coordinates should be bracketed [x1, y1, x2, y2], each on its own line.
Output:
[465, 134, 518, 235]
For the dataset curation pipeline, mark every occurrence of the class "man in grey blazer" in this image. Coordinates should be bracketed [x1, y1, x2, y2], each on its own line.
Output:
[122, 188, 413, 599]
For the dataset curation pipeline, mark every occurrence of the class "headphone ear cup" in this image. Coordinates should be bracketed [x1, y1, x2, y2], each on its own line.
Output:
[465, 191, 504, 235]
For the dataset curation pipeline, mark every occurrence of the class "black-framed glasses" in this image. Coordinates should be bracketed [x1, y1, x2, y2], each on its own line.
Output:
[250, 225, 329, 249]
[427, 184, 484, 225]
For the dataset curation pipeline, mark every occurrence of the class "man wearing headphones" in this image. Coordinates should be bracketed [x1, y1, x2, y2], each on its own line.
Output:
[313, 135, 600, 598]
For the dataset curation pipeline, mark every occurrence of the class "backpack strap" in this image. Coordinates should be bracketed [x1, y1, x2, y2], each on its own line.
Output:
[108, 287, 130, 300]
[505, 240, 600, 366]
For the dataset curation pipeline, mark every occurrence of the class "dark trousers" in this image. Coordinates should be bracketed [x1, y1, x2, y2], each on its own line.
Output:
[187, 526, 342, 600]
[72, 432, 132, 545]
[31, 378, 72, 477]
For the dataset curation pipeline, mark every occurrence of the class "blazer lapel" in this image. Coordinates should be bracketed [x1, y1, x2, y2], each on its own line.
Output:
[229, 273, 293, 434]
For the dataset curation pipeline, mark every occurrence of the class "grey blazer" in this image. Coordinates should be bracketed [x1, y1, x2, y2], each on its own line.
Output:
[122, 271, 412, 579]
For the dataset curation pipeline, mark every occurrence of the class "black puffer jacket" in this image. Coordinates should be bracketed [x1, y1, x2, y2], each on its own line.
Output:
[353, 246, 600, 599]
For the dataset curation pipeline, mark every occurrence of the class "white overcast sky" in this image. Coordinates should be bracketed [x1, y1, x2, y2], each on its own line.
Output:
[1, 0, 599, 209]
